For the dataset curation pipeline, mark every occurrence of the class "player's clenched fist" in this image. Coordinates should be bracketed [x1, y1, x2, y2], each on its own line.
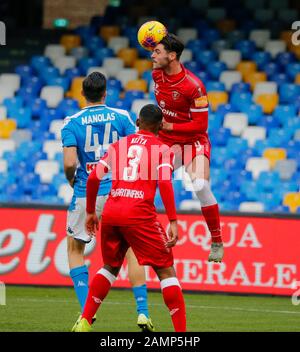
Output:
[166, 220, 179, 248]
[85, 212, 99, 236]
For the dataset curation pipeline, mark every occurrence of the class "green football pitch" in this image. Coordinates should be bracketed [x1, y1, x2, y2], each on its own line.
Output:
[0, 286, 299, 332]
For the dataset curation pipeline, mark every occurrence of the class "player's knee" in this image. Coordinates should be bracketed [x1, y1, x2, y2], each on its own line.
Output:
[192, 178, 206, 192]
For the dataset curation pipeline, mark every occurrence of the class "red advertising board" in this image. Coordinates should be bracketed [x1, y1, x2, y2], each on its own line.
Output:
[0, 207, 299, 296]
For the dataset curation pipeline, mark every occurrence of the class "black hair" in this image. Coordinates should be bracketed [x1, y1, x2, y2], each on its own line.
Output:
[82, 72, 106, 103]
[159, 33, 184, 60]
[139, 104, 163, 125]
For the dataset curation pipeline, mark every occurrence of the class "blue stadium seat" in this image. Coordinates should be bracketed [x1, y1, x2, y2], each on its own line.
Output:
[78, 57, 100, 75]
[17, 86, 39, 104]
[239, 147, 260, 164]
[286, 140, 300, 159]
[52, 173, 68, 191]
[215, 103, 234, 119]
[206, 81, 226, 92]
[234, 40, 256, 59]
[184, 61, 201, 74]
[258, 115, 280, 130]
[9, 107, 32, 128]
[40, 66, 60, 83]
[278, 181, 299, 198]
[257, 171, 281, 192]
[32, 183, 57, 199]
[114, 99, 131, 110]
[230, 91, 253, 110]
[124, 90, 144, 105]
[106, 79, 122, 91]
[257, 192, 282, 211]
[195, 50, 217, 67]
[268, 128, 294, 146]
[286, 62, 300, 81]
[223, 157, 245, 171]
[15, 65, 34, 81]
[226, 137, 248, 156]
[186, 39, 207, 54]
[106, 88, 120, 106]
[93, 47, 114, 64]
[279, 83, 300, 104]
[210, 127, 231, 146]
[210, 168, 229, 186]
[47, 76, 70, 91]
[40, 108, 63, 129]
[202, 29, 220, 44]
[85, 36, 105, 52]
[207, 61, 227, 80]
[57, 98, 80, 116]
[229, 169, 252, 184]
[251, 51, 272, 70]
[75, 26, 98, 43]
[239, 103, 263, 124]
[22, 173, 41, 195]
[30, 55, 51, 73]
[6, 183, 25, 199]
[141, 70, 152, 86]
[65, 67, 82, 81]
[276, 52, 296, 68]
[3, 97, 24, 114]
[263, 62, 280, 78]
[270, 73, 290, 85]
[226, 191, 247, 206]
[240, 180, 260, 201]
[23, 76, 43, 94]
[273, 104, 297, 125]
[231, 82, 251, 93]
[273, 205, 290, 213]
[208, 113, 223, 132]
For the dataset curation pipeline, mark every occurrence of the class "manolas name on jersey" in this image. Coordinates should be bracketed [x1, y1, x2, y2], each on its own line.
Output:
[61, 104, 136, 197]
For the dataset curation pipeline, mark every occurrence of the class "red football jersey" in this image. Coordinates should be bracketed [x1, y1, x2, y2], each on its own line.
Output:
[152, 64, 210, 145]
[96, 130, 175, 226]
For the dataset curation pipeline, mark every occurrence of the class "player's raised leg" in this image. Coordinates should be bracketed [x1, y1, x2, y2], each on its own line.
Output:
[186, 153, 224, 262]
[126, 247, 154, 331]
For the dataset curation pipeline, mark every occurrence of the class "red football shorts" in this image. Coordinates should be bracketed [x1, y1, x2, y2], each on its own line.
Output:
[101, 219, 174, 268]
[160, 137, 211, 170]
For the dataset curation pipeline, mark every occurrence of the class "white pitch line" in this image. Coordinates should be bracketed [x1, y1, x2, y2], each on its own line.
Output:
[9, 298, 300, 316]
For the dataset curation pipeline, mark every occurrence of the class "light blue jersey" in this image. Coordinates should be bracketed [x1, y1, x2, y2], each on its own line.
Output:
[61, 104, 136, 200]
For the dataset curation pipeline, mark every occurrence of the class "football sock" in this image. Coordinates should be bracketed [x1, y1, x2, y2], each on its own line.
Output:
[82, 268, 116, 324]
[70, 265, 89, 311]
[201, 204, 222, 243]
[132, 284, 149, 318]
[160, 277, 186, 332]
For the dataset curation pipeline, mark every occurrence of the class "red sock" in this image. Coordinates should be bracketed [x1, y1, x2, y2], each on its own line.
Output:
[161, 278, 186, 332]
[82, 268, 115, 324]
[201, 203, 222, 243]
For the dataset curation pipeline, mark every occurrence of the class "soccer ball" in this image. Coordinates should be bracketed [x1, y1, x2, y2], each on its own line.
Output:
[137, 21, 168, 51]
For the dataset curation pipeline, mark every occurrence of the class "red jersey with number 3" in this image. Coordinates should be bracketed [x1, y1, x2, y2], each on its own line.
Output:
[97, 130, 174, 226]
[152, 64, 210, 145]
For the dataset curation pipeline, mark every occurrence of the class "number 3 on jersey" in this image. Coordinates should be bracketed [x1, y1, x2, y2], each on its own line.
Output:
[123, 145, 143, 181]
[84, 123, 118, 160]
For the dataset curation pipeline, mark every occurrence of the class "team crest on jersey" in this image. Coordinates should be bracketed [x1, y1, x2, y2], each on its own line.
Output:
[172, 91, 180, 100]
[160, 100, 166, 108]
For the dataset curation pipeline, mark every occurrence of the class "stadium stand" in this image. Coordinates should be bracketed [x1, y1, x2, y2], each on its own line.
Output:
[0, 0, 299, 213]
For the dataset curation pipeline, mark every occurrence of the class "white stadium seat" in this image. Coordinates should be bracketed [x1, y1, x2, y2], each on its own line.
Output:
[0, 105, 7, 120]
[180, 49, 193, 63]
[246, 157, 270, 179]
[0, 73, 21, 92]
[108, 36, 129, 54]
[0, 85, 15, 104]
[49, 119, 64, 140]
[239, 202, 264, 212]
[179, 200, 200, 211]
[103, 58, 125, 78]
[40, 86, 64, 108]
[87, 67, 108, 77]
[177, 28, 198, 45]
[219, 50, 241, 70]
[58, 183, 73, 204]
[35, 160, 60, 183]
[0, 159, 7, 173]
[249, 30, 271, 49]
[220, 71, 242, 91]
[44, 44, 66, 62]
[43, 140, 63, 160]
[242, 126, 267, 147]
[116, 68, 138, 88]
[0, 139, 16, 157]
[54, 56, 76, 74]
[223, 113, 248, 136]
[131, 99, 156, 115]
[11, 129, 32, 147]
[265, 40, 286, 58]
[253, 82, 277, 100]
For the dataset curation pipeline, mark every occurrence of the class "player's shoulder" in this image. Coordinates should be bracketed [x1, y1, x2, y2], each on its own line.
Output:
[62, 109, 86, 129]
[184, 67, 207, 94]
[152, 68, 163, 81]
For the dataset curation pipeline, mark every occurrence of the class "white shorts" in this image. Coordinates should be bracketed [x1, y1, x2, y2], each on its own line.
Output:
[67, 195, 108, 243]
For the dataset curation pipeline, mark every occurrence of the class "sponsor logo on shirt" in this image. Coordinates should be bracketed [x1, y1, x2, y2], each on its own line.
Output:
[194, 95, 208, 108]
[111, 188, 144, 199]
[86, 162, 97, 173]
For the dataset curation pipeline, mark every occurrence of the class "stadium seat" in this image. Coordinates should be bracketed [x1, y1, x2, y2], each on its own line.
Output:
[216, 19, 236, 35]
[0, 139, 16, 157]
[274, 159, 297, 180]
[54, 56, 76, 74]
[0, 106, 7, 120]
[40, 86, 64, 108]
[263, 148, 287, 168]
[11, 129, 32, 147]
[43, 140, 63, 160]
[246, 157, 270, 179]
[133, 59, 153, 77]
[177, 28, 198, 45]
[279, 84, 300, 104]
[99, 25, 120, 42]
[60, 34, 81, 53]
[244, 71, 267, 90]
[35, 160, 60, 183]
[239, 202, 264, 212]
[0, 120, 17, 138]
[253, 82, 277, 100]
[249, 30, 271, 49]
[180, 49, 193, 63]
[242, 126, 266, 147]
[103, 58, 124, 78]
[207, 91, 228, 111]
[0, 73, 21, 93]
[206, 7, 226, 22]
[219, 50, 241, 70]
[125, 79, 147, 92]
[235, 40, 256, 60]
[223, 113, 248, 136]
[70, 46, 88, 61]
[117, 48, 138, 67]
[255, 93, 279, 114]
[0, 86, 15, 104]
[230, 91, 252, 110]
[108, 36, 129, 54]
[86, 66, 107, 77]
[131, 99, 155, 115]
[206, 81, 225, 92]
[44, 44, 66, 62]
[116, 68, 139, 88]
[251, 51, 272, 71]
[237, 61, 257, 79]
[265, 40, 286, 58]
[0, 159, 8, 173]
[283, 193, 300, 213]
[58, 183, 73, 204]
